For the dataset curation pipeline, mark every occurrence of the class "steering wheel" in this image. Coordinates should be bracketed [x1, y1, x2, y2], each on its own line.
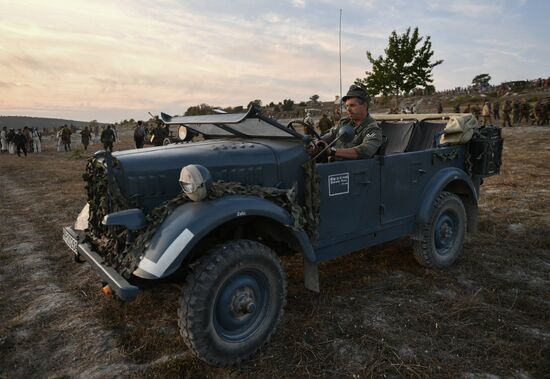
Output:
[286, 120, 320, 139]
[307, 140, 330, 163]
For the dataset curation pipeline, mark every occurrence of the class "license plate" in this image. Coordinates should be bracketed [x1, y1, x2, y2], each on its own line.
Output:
[63, 228, 79, 253]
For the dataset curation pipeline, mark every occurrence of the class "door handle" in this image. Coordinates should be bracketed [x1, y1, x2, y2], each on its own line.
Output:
[417, 169, 426, 174]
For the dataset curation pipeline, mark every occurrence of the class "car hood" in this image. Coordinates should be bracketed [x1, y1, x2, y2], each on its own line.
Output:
[111, 139, 307, 210]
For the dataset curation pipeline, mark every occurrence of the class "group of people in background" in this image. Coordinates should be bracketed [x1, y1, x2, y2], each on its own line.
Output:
[0, 122, 122, 156]
[133, 119, 171, 148]
[453, 99, 549, 127]
[387, 98, 549, 128]
[0, 126, 42, 157]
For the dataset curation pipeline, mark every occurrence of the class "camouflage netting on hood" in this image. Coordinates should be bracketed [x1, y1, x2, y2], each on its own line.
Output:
[83, 158, 320, 278]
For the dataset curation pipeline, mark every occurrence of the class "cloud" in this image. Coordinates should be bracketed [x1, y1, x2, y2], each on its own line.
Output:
[290, 0, 306, 8]
[0, 0, 547, 122]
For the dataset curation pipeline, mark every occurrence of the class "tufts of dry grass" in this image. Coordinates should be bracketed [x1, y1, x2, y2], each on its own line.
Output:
[0, 127, 549, 378]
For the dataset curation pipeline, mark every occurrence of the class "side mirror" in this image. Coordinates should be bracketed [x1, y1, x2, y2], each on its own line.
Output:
[337, 124, 355, 143]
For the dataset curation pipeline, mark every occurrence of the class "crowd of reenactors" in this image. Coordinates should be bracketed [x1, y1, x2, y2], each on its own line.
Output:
[1, 126, 43, 157]
[452, 98, 549, 127]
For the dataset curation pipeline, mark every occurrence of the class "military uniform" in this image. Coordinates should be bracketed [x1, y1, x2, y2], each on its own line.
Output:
[321, 114, 382, 158]
[512, 100, 520, 126]
[317, 114, 333, 134]
[101, 127, 116, 152]
[81, 127, 91, 150]
[502, 101, 512, 127]
[61, 125, 72, 152]
[493, 101, 500, 121]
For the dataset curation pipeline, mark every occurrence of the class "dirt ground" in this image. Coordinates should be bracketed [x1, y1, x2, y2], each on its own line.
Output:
[0, 126, 548, 378]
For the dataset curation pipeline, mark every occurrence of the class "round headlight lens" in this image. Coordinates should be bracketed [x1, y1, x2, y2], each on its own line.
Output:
[178, 125, 188, 141]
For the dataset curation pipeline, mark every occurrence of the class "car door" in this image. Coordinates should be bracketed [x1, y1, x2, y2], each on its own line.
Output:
[314, 159, 380, 254]
[380, 151, 432, 224]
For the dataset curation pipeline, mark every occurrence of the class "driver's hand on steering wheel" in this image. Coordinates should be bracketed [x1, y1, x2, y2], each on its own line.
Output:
[308, 139, 328, 157]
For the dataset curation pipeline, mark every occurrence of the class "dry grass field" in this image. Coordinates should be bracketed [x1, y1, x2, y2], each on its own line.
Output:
[0, 126, 548, 378]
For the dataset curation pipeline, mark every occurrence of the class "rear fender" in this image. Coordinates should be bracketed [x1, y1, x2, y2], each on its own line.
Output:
[133, 195, 314, 279]
[415, 167, 478, 230]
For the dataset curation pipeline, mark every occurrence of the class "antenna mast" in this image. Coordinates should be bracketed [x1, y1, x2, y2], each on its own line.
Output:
[339, 9, 343, 104]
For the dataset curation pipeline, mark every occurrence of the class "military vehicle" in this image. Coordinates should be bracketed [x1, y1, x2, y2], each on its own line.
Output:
[62, 106, 503, 366]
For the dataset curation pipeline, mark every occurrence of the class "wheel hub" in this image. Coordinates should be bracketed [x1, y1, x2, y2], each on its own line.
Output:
[434, 211, 457, 254]
[214, 270, 268, 342]
[231, 287, 256, 316]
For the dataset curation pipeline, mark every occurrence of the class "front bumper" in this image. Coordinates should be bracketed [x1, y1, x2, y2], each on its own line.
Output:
[63, 226, 139, 301]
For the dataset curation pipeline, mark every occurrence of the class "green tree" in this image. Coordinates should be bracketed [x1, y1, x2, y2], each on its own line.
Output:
[282, 99, 294, 111]
[309, 94, 320, 103]
[472, 73, 491, 90]
[355, 27, 443, 107]
[184, 103, 213, 116]
[247, 99, 262, 109]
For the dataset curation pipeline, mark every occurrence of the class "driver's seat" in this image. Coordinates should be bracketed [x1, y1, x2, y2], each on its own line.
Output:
[376, 135, 389, 156]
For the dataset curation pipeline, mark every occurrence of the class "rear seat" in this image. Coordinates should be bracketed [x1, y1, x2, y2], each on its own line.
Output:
[405, 120, 446, 152]
[378, 121, 415, 154]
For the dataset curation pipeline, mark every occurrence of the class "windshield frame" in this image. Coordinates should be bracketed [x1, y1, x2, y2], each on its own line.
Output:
[160, 106, 307, 140]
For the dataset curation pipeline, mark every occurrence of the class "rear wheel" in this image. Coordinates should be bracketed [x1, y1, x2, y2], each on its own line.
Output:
[178, 239, 287, 367]
[413, 192, 467, 268]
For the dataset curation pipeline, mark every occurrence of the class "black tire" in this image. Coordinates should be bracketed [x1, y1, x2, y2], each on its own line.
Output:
[413, 191, 467, 268]
[178, 239, 287, 367]
[162, 137, 171, 146]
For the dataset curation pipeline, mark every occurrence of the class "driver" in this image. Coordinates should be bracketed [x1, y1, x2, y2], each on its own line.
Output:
[316, 85, 382, 160]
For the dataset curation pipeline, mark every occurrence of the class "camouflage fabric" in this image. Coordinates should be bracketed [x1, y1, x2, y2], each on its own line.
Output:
[82, 157, 320, 278]
[432, 149, 459, 163]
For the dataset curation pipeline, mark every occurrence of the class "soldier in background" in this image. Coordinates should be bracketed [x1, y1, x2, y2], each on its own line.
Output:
[14, 129, 28, 157]
[23, 126, 32, 153]
[502, 100, 512, 127]
[436, 101, 443, 113]
[519, 99, 530, 125]
[453, 104, 460, 113]
[533, 100, 545, 126]
[512, 100, 521, 127]
[7, 128, 16, 154]
[100, 124, 116, 152]
[31, 128, 41, 153]
[1, 127, 7, 153]
[463, 104, 471, 114]
[61, 124, 72, 152]
[317, 113, 333, 135]
[493, 100, 500, 123]
[134, 120, 146, 148]
[303, 112, 315, 137]
[81, 126, 91, 150]
[151, 123, 167, 146]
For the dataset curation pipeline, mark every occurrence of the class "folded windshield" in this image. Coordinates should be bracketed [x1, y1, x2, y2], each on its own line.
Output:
[160, 107, 304, 139]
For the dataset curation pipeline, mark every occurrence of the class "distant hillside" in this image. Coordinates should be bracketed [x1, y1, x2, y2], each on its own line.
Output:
[0, 116, 106, 130]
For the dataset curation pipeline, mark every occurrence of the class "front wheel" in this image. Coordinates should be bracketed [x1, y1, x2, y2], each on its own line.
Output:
[178, 240, 287, 367]
[413, 192, 467, 268]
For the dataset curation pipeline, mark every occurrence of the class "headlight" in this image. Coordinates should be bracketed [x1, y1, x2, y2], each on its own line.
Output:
[178, 125, 189, 141]
[179, 164, 212, 201]
[178, 125, 197, 142]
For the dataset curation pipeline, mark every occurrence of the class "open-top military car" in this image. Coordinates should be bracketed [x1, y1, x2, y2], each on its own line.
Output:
[63, 106, 503, 366]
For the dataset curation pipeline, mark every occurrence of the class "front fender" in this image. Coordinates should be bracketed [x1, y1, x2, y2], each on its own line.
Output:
[416, 167, 478, 226]
[133, 195, 314, 279]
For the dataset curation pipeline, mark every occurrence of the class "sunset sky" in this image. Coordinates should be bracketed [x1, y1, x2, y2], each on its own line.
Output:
[1, 0, 548, 122]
